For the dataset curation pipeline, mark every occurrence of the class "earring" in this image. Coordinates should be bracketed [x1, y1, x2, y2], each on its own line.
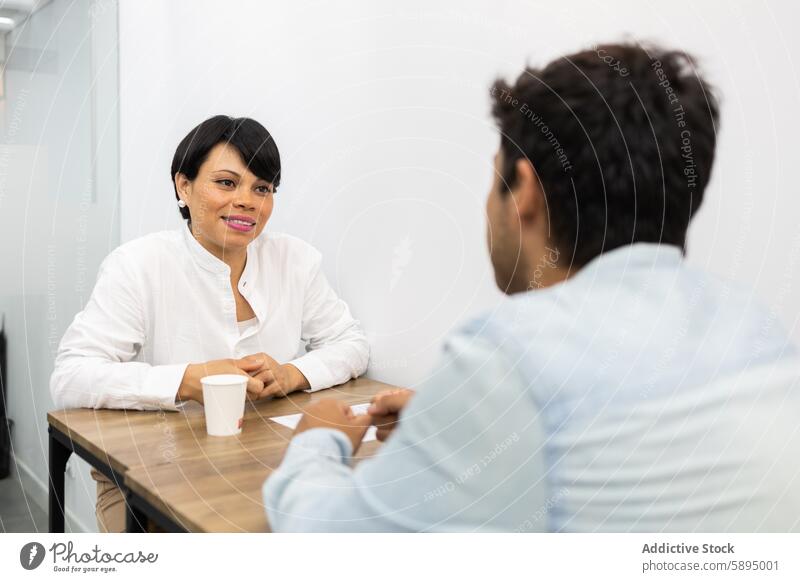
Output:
[177, 199, 187, 208]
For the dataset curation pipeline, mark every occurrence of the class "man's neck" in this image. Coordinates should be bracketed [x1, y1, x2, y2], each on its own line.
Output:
[521, 244, 573, 291]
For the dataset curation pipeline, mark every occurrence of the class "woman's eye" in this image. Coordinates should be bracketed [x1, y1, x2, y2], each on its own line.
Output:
[255, 186, 273, 195]
[217, 179, 235, 188]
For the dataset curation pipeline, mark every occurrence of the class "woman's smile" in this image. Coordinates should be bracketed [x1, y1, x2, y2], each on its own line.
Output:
[222, 214, 257, 233]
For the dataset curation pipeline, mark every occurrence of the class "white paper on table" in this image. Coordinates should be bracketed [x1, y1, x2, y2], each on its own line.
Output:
[269, 402, 377, 442]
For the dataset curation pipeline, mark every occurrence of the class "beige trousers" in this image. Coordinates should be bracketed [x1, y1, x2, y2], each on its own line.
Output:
[90, 468, 126, 533]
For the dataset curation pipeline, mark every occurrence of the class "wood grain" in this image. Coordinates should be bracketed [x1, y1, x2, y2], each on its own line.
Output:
[124, 433, 381, 532]
[48, 376, 396, 531]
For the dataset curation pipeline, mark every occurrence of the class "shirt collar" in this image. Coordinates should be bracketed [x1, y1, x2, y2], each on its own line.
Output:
[573, 242, 684, 281]
[181, 222, 265, 318]
[181, 222, 262, 279]
[181, 222, 230, 274]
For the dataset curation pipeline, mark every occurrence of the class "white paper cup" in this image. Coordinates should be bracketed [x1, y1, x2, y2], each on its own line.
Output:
[201, 374, 248, 437]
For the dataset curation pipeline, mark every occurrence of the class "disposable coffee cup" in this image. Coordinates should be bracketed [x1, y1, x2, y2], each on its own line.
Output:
[201, 374, 248, 437]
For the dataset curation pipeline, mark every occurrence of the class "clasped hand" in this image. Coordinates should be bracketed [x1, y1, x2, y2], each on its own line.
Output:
[178, 353, 309, 404]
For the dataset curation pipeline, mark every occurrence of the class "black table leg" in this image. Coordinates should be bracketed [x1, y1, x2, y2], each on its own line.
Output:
[47, 422, 186, 533]
[48, 426, 72, 533]
[125, 492, 148, 533]
[125, 491, 187, 533]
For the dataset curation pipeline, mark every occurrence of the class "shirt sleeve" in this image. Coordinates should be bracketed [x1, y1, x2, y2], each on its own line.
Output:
[263, 333, 550, 532]
[288, 251, 370, 392]
[49, 248, 189, 411]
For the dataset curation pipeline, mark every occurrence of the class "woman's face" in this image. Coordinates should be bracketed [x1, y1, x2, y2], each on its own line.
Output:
[176, 143, 275, 258]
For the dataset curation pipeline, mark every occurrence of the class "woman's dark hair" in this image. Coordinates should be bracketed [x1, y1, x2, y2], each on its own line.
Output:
[491, 43, 720, 267]
[171, 115, 281, 221]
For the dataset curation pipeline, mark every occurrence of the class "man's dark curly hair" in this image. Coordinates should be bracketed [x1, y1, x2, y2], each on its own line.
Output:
[491, 43, 720, 267]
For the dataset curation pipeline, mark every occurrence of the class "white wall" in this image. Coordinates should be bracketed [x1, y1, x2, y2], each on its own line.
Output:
[0, 0, 119, 531]
[118, 0, 800, 388]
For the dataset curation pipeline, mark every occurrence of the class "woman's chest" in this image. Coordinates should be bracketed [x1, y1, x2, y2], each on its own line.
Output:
[140, 268, 304, 364]
[233, 287, 256, 322]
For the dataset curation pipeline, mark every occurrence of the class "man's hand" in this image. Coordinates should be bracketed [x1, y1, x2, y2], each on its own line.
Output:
[294, 399, 373, 453]
[368, 388, 415, 442]
[178, 357, 266, 404]
[241, 352, 310, 399]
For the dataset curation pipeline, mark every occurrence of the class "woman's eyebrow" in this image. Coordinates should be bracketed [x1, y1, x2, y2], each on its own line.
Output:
[211, 169, 241, 177]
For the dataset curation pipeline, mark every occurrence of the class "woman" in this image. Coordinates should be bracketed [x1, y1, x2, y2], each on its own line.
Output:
[50, 115, 370, 532]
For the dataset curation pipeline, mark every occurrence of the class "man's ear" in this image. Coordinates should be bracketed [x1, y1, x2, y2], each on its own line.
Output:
[510, 158, 544, 224]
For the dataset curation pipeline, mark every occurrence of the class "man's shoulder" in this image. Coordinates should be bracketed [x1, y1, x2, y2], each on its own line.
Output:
[453, 290, 572, 349]
[434, 298, 555, 387]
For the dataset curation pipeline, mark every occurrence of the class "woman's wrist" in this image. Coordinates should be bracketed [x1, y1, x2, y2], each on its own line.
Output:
[283, 363, 310, 392]
[177, 363, 199, 402]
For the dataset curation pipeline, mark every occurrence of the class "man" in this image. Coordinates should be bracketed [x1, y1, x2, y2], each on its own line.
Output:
[262, 43, 800, 532]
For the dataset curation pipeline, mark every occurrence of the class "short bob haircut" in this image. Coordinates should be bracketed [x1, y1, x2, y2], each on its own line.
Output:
[171, 115, 281, 221]
[491, 43, 719, 268]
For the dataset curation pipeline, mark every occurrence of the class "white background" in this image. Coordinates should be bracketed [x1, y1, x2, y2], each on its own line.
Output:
[119, 0, 800, 389]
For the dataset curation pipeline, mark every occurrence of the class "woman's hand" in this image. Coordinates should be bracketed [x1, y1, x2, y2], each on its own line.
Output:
[177, 357, 266, 404]
[242, 352, 310, 398]
[368, 388, 416, 441]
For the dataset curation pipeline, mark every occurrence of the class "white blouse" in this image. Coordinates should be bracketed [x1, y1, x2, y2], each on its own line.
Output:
[50, 225, 370, 411]
[237, 317, 258, 335]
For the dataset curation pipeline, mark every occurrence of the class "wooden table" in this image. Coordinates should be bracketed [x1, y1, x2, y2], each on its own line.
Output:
[47, 377, 395, 533]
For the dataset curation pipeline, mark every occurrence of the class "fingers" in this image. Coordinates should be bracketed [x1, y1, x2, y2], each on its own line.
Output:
[259, 373, 289, 399]
[351, 412, 373, 428]
[241, 357, 284, 399]
[253, 368, 275, 385]
[370, 388, 403, 405]
[371, 413, 398, 427]
[235, 355, 265, 372]
[260, 384, 283, 399]
[240, 358, 277, 400]
[245, 376, 265, 397]
[335, 400, 355, 417]
[368, 391, 411, 416]
[371, 412, 398, 442]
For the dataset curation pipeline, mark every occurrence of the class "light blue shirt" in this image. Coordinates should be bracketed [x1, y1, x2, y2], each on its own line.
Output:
[263, 244, 800, 532]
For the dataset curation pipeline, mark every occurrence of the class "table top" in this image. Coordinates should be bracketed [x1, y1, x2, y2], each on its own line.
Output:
[48, 376, 395, 532]
[124, 423, 381, 533]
